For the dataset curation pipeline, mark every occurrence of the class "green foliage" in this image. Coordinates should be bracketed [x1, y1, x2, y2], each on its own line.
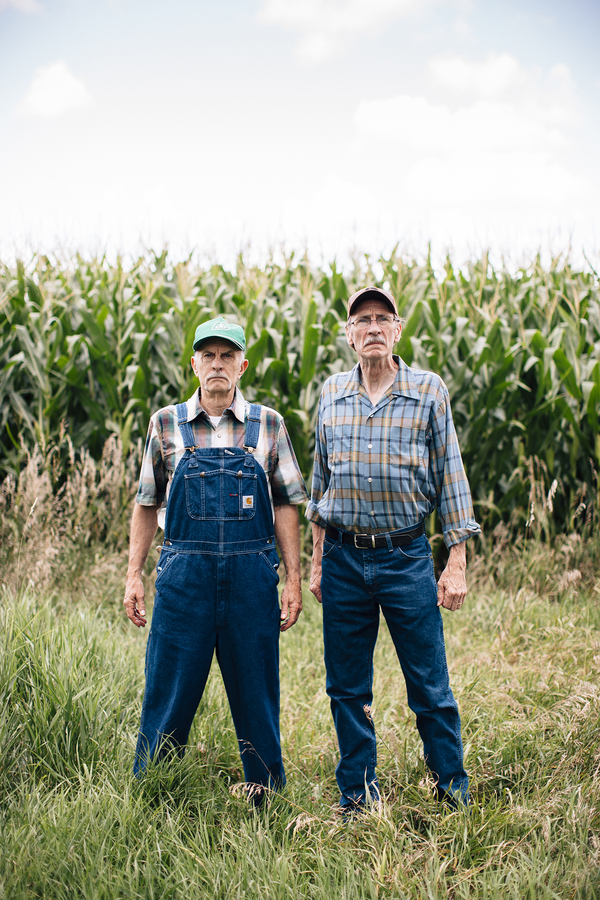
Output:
[1, 540, 600, 898]
[1, 250, 599, 534]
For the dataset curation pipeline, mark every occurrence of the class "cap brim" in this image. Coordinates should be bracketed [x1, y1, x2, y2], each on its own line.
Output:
[193, 336, 245, 352]
[348, 288, 397, 317]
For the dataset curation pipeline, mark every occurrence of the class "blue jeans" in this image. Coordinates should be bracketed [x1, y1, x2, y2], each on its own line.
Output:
[321, 530, 468, 807]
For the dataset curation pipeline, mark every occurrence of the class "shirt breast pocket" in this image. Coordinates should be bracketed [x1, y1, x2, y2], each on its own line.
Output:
[327, 423, 353, 467]
[389, 425, 427, 470]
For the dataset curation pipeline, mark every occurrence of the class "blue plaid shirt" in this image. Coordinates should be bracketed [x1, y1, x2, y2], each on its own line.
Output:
[306, 357, 480, 548]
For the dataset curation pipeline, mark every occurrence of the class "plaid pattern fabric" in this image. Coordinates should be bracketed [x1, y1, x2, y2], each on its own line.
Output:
[136, 387, 308, 519]
[306, 357, 481, 548]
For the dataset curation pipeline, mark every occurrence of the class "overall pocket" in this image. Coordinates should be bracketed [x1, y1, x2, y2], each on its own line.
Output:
[155, 550, 179, 586]
[184, 469, 258, 520]
[259, 548, 280, 584]
[223, 469, 257, 520]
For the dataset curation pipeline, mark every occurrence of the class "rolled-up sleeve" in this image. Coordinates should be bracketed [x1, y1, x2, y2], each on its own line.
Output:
[306, 393, 330, 528]
[430, 387, 481, 547]
[269, 419, 308, 506]
[135, 417, 168, 507]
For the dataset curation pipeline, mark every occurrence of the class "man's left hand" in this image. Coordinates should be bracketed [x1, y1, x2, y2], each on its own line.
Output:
[280, 580, 303, 631]
[437, 541, 467, 612]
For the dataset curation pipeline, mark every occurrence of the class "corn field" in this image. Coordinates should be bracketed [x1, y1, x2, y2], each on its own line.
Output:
[1, 249, 599, 537]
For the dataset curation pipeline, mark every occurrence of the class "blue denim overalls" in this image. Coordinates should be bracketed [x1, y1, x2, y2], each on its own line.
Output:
[134, 403, 285, 796]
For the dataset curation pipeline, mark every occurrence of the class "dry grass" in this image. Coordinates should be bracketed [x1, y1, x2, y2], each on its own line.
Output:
[1, 445, 600, 898]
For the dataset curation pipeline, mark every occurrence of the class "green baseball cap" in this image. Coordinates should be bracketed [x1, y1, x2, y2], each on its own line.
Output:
[193, 317, 246, 353]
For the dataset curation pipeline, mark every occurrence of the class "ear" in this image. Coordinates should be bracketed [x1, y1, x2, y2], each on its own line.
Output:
[345, 325, 355, 350]
[239, 358, 249, 378]
[191, 354, 199, 378]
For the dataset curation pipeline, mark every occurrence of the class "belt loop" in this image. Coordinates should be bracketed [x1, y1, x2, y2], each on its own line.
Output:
[384, 532, 393, 552]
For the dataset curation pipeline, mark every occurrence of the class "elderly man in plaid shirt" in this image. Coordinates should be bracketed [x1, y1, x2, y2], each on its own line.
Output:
[307, 286, 480, 812]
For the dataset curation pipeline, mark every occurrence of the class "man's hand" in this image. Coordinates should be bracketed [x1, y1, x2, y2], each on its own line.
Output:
[124, 573, 147, 627]
[279, 579, 302, 631]
[309, 563, 322, 604]
[309, 522, 325, 604]
[123, 503, 159, 627]
[437, 541, 467, 612]
[273, 504, 303, 631]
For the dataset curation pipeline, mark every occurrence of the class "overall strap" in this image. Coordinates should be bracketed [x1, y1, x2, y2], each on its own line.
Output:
[244, 403, 261, 451]
[176, 402, 196, 450]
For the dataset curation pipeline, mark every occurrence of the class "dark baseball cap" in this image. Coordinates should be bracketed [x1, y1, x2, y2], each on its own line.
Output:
[193, 317, 246, 353]
[347, 286, 398, 319]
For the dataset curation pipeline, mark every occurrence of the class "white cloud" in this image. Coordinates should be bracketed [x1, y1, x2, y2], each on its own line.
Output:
[0, 0, 41, 12]
[18, 61, 92, 118]
[259, 0, 436, 63]
[429, 52, 525, 99]
[355, 95, 566, 153]
[352, 53, 584, 212]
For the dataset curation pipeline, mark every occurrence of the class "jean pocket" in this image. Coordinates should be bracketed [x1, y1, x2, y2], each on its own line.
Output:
[322, 536, 340, 559]
[396, 535, 432, 561]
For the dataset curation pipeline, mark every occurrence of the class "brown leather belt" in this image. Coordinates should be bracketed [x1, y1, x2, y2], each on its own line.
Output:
[325, 522, 425, 549]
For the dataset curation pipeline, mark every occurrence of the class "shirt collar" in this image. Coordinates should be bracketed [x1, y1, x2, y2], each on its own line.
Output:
[185, 386, 247, 423]
[334, 356, 420, 401]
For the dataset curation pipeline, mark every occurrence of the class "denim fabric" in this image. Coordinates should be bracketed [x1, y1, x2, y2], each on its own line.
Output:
[321, 529, 468, 807]
[134, 404, 285, 795]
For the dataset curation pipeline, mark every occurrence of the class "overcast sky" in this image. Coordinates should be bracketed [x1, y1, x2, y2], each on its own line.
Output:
[1, 0, 599, 266]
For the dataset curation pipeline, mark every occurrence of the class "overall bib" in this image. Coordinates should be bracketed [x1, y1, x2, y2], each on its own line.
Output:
[134, 403, 285, 794]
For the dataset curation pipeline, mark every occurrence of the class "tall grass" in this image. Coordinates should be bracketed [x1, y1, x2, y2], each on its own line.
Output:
[1, 530, 600, 898]
[2, 250, 599, 535]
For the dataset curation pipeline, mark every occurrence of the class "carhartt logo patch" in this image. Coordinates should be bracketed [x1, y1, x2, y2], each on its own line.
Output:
[243, 495, 254, 508]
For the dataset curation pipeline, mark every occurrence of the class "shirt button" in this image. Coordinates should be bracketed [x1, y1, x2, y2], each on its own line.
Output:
[370, 510, 375, 516]
[217, 433, 222, 438]
[368, 478, 372, 483]
[367, 443, 373, 449]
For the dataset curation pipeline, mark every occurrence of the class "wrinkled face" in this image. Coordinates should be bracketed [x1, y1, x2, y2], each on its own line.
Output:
[191, 339, 248, 395]
[346, 299, 401, 360]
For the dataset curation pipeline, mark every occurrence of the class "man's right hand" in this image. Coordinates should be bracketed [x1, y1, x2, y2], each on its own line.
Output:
[123, 504, 159, 627]
[124, 574, 147, 627]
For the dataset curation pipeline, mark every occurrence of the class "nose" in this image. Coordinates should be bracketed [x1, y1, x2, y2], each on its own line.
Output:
[367, 315, 382, 332]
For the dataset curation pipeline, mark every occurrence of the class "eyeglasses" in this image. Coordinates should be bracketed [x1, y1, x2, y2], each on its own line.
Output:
[348, 314, 399, 329]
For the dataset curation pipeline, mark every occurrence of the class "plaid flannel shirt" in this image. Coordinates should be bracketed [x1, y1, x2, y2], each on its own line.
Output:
[306, 357, 480, 548]
[136, 387, 308, 526]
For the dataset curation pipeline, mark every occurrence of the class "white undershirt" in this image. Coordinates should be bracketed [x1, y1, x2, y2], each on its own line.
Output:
[208, 415, 228, 446]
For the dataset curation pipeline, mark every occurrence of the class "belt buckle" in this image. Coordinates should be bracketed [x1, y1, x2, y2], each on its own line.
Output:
[353, 533, 376, 549]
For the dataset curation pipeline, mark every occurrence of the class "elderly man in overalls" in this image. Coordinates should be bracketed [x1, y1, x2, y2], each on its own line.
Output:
[124, 317, 307, 801]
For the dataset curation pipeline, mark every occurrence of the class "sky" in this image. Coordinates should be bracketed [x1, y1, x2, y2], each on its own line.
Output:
[1, 0, 599, 267]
